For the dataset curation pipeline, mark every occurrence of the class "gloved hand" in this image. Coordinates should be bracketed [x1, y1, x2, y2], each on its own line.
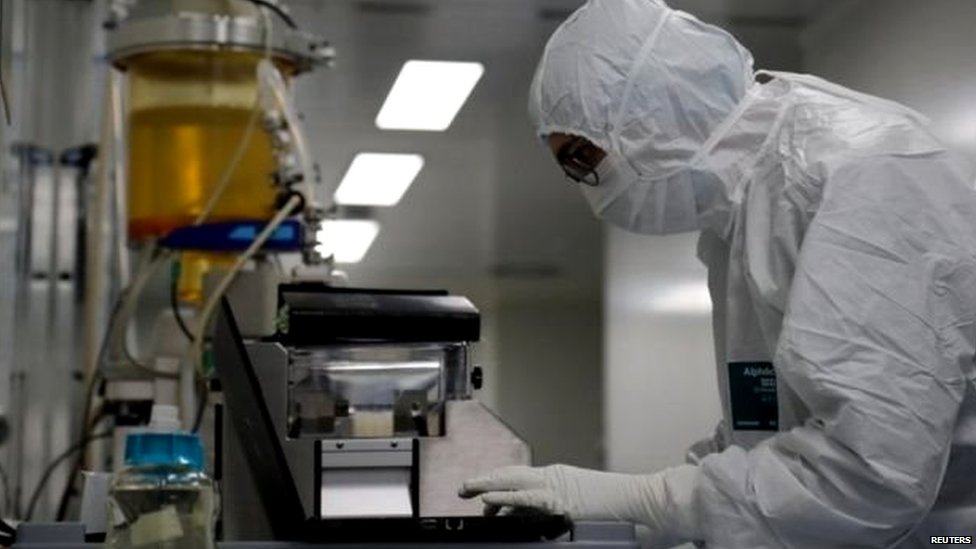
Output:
[459, 464, 702, 549]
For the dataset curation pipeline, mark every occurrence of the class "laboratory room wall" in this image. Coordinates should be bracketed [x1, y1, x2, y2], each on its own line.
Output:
[803, 0, 976, 162]
[602, 2, 808, 475]
[15, 0, 975, 533]
[0, 0, 609, 526]
[288, 0, 605, 469]
[490, 8, 604, 470]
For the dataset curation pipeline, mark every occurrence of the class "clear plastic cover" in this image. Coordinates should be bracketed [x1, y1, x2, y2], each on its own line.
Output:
[287, 343, 469, 439]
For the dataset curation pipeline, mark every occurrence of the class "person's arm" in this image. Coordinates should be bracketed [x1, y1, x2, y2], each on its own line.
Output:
[462, 156, 975, 548]
[693, 156, 974, 547]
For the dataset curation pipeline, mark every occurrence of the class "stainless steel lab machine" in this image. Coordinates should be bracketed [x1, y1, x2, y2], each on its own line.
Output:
[219, 285, 534, 539]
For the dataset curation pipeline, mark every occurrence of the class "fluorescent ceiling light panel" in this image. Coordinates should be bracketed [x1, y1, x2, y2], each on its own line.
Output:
[334, 153, 425, 206]
[316, 220, 380, 264]
[376, 60, 485, 131]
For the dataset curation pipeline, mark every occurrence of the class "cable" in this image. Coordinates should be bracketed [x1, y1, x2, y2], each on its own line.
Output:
[52, 249, 172, 516]
[0, 62, 11, 123]
[24, 431, 112, 521]
[257, 59, 317, 209]
[121, 340, 179, 379]
[184, 196, 296, 430]
[187, 195, 302, 379]
[0, 458, 11, 517]
[110, 243, 160, 351]
[0, 517, 14, 547]
[53, 403, 109, 522]
[242, 0, 296, 29]
[191, 380, 209, 434]
[107, 245, 180, 379]
[53, 270, 145, 517]
[180, 196, 301, 437]
[170, 262, 196, 343]
[47, 294, 118, 520]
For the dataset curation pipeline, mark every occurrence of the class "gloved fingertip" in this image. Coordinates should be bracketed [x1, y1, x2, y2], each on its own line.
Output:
[480, 492, 520, 509]
[458, 480, 487, 499]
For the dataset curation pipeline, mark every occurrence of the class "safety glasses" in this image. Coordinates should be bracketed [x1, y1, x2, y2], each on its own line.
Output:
[556, 137, 602, 187]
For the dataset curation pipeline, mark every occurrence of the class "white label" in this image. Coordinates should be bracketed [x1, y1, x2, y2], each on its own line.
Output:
[130, 505, 184, 546]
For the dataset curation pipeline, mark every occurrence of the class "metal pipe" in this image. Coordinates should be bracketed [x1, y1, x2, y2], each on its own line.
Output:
[81, 70, 116, 456]
[61, 144, 98, 304]
[13, 145, 35, 281]
[48, 158, 61, 317]
[10, 143, 36, 517]
[110, 71, 129, 291]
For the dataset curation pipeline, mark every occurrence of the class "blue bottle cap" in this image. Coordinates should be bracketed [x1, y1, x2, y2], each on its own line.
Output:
[124, 432, 205, 471]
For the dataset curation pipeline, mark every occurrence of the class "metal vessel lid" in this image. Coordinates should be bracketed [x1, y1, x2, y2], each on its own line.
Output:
[107, 10, 333, 72]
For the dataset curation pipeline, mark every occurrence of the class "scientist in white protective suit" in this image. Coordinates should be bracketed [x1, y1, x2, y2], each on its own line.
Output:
[459, 0, 976, 547]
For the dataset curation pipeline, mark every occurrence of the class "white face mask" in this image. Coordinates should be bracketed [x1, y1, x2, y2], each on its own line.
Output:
[579, 152, 702, 235]
[579, 154, 631, 223]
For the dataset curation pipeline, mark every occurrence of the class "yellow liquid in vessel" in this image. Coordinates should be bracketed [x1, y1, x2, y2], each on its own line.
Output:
[122, 50, 294, 301]
[177, 251, 236, 304]
[127, 105, 277, 240]
[124, 50, 293, 241]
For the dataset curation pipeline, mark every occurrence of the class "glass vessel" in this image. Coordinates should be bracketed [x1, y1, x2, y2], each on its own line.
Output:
[105, 431, 215, 549]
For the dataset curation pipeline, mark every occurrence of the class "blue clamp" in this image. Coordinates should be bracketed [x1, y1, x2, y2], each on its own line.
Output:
[159, 220, 305, 253]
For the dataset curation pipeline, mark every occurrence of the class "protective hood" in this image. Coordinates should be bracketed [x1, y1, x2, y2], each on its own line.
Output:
[529, 0, 755, 235]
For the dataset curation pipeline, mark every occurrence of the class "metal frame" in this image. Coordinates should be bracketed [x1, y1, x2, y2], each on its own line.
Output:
[107, 11, 332, 72]
[318, 438, 419, 519]
[14, 521, 640, 548]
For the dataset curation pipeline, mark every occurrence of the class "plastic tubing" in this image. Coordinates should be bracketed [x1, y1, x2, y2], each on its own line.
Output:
[257, 59, 318, 209]
[193, 4, 274, 226]
[187, 194, 303, 378]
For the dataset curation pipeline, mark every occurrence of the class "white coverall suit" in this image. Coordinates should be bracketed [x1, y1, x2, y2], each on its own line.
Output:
[460, 1, 976, 547]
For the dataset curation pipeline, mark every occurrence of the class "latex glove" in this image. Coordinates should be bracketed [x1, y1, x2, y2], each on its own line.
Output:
[459, 464, 701, 549]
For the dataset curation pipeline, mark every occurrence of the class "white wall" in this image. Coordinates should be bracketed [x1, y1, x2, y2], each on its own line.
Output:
[496, 291, 603, 469]
[803, 0, 976, 160]
[604, 230, 721, 473]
